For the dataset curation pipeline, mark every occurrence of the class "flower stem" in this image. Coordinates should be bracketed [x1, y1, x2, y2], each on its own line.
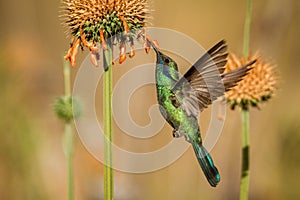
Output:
[240, 0, 252, 199]
[243, 0, 252, 58]
[240, 109, 250, 200]
[62, 61, 75, 200]
[103, 46, 114, 200]
[63, 123, 74, 200]
[64, 61, 71, 97]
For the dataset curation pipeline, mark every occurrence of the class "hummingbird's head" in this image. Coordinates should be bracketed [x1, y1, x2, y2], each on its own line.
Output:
[156, 52, 175, 67]
[150, 44, 175, 66]
[145, 38, 176, 67]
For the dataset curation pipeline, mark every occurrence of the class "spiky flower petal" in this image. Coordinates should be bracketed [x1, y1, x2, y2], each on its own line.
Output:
[61, 0, 151, 68]
[224, 53, 278, 110]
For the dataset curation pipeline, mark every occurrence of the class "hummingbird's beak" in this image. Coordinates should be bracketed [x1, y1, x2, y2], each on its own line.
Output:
[137, 30, 161, 55]
[147, 39, 161, 55]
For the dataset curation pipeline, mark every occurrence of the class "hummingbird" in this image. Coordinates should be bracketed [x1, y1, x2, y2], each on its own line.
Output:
[149, 39, 256, 187]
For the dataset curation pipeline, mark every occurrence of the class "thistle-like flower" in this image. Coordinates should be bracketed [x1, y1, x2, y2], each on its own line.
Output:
[61, 0, 151, 68]
[54, 96, 81, 123]
[225, 53, 278, 110]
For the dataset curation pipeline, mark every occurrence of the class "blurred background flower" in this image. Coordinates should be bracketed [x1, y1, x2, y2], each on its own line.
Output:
[225, 53, 278, 110]
[0, 0, 299, 199]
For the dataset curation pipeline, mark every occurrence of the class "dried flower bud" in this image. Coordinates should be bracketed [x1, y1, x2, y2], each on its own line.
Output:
[119, 41, 127, 64]
[54, 96, 81, 123]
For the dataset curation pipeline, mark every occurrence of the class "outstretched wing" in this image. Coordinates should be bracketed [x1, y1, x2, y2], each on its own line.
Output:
[172, 40, 229, 116]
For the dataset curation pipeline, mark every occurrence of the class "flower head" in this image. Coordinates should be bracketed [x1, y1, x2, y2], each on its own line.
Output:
[54, 96, 81, 123]
[61, 0, 151, 68]
[225, 53, 278, 110]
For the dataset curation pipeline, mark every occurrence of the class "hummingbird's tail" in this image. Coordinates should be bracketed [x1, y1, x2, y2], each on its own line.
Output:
[192, 142, 220, 187]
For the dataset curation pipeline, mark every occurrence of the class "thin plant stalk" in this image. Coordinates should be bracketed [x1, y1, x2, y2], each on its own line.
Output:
[62, 61, 75, 200]
[240, 109, 250, 200]
[243, 0, 252, 58]
[63, 123, 74, 200]
[240, 0, 252, 199]
[103, 46, 114, 200]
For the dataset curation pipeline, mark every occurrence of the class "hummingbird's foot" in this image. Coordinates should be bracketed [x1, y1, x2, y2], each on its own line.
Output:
[172, 130, 184, 138]
[184, 135, 192, 143]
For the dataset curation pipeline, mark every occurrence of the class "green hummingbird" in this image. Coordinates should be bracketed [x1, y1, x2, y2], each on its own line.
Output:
[150, 40, 256, 187]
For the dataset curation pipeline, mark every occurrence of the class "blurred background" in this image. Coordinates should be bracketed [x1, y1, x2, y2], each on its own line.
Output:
[0, 0, 299, 199]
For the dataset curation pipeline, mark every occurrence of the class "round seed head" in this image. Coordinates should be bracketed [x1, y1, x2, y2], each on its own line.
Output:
[225, 53, 278, 110]
[54, 96, 81, 122]
[61, 0, 152, 68]
[62, 0, 151, 41]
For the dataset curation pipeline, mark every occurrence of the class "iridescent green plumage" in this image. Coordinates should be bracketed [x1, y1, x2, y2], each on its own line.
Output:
[152, 40, 256, 187]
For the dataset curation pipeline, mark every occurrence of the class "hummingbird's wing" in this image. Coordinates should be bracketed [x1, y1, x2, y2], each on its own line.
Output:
[172, 40, 229, 116]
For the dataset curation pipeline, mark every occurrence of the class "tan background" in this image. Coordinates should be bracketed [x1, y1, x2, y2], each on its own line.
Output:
[0, 0, 299, 199]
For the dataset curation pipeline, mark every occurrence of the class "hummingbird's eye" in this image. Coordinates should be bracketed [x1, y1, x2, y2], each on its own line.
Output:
[164, 58, 170, 64]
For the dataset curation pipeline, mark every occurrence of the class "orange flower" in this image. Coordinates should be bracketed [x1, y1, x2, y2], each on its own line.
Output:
[225, 53, 278, 110]
[61, 0, 151, 68]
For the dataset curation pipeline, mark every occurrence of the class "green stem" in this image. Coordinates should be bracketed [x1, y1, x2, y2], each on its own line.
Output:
[63, 123, 74, 200]
[62, 61, 74, 200]
[240, 0, 252, 199]
[64, 61, 71, 97]
[240, 109, 250, 200]
[243, 0, 252, 58]
[103, 47, 114, 200]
